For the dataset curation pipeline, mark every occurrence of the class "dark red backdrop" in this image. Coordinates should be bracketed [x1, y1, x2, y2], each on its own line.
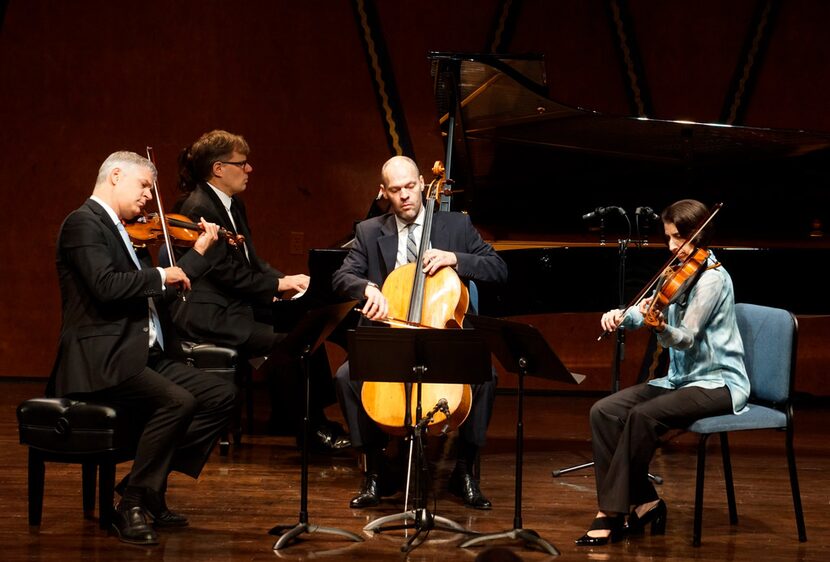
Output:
[2, 1, 828, 390]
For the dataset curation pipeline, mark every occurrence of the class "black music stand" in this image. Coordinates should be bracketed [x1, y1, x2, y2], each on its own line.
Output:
[268, 300, 365, 550]
[348, 326, 492, 553]
[460, 315, 584, 556]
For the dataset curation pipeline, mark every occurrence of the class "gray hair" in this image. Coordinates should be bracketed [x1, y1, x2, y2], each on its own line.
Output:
[95, 151, 157, 186]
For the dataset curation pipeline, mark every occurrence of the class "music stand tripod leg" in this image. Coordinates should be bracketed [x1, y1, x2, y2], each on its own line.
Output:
[363, 510, 416, 532]
[270, 344, 363, 550]
[274, 523, 365, 550]
[462, 529, 560, 557]
[398, 508, 477, 554]
[461, 360, 559, 556]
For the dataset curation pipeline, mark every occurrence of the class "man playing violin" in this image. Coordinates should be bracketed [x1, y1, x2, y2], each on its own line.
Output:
[576, 198, 749, 546]
[170, 130, 348, 451]
[47, 151, 236, 545]
[332, 155, 508, 509]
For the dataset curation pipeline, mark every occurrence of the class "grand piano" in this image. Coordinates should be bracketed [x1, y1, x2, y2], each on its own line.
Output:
[287, 52, 830, 393]
[426, 52, 830, 317]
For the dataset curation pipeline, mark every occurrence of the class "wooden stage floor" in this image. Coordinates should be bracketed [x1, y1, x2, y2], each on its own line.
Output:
[1, 379, 828, 561]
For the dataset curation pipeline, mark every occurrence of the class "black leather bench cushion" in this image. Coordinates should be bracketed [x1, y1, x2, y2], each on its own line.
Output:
[17, 398, 131, 454]
[181, 341, 238, 370]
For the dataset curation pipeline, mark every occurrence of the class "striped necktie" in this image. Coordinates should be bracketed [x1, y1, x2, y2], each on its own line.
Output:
[406, 223, 418, 263]
[116, 222, 165, 350]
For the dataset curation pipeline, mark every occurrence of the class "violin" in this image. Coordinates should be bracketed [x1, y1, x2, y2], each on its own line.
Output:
[125, 212, 245, 248]
[360, 161, 472, 436]
[643, 246, 710, 328]
[599, 202, 723, 339]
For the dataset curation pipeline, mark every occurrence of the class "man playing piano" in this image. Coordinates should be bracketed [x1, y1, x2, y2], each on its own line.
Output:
[170, 130, 348, 451]
[332, 155, 508, 509]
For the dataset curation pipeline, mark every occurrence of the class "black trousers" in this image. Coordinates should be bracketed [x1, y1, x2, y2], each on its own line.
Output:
[73, 347, 236, 493]
[244, 320, 336, 429]
[334, 360, 496, 450]
[590, 382, 733, 514]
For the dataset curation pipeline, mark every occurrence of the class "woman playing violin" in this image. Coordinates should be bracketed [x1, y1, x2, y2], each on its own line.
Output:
[576, 199, 749, 546]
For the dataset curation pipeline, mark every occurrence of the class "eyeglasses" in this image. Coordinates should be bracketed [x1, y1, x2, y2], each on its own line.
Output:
[218, 160, 249, 169]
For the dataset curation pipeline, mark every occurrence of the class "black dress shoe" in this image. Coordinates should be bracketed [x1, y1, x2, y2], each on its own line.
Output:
[349, 474, 381, 508]
[627, 499, 667, 536]
[306, 422, 351, 452]
[144, 489, 189, 528]
[448, 470, 492, 510]
[110, 504, 158, 545]
[575, 514, 625, 546]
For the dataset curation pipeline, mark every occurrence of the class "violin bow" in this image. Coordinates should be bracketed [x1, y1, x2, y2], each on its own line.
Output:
[598, 202, 723, 340]
[145, 147, 176, 268]
[146, 146, 185, 300]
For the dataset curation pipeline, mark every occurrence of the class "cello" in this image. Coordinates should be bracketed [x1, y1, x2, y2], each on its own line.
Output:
[360, 162, 473, 436]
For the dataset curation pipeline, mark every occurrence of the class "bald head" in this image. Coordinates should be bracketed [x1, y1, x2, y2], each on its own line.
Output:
[381, 155, 419, 187]
[379, 156, 424, 223]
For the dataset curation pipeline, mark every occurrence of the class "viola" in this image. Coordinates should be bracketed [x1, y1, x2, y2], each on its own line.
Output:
[125, 212, 245, 248]
[360, 161, 473, 436]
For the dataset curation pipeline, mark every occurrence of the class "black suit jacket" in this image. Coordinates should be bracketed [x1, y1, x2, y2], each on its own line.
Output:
[48, 199, 210, 396]
[332, 211, 508, 300]
[170, 183, 284, 347]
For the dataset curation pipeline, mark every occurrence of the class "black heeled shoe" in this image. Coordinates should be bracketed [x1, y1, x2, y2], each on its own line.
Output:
[575, 514, 625, 546]
[627, 499, 667, 536]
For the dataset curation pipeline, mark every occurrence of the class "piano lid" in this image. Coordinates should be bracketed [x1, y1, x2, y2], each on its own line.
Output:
[429, 52, 830, 245]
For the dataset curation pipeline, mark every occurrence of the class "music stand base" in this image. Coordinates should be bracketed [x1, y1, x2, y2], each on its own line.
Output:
[364, 508, 477, 553]
[461, 528, 560, 556]
[270, 521, 363, 550]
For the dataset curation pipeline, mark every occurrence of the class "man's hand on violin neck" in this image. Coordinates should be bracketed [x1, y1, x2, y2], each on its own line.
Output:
[193, 218, 219, 255]
[164, 267, 191, 291]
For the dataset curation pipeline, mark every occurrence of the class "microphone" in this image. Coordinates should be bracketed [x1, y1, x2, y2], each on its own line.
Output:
[636, 206, 660, 222]
[582, 206, 626, 220]
[436, 398, 452, 435]
[416, 398, 451, 432]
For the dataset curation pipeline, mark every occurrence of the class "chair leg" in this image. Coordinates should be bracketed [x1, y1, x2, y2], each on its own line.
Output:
[27, 448, 45, 526]
[81, 462, 97, 519]
[98, 462, 116, 530]
[693, 433, 710, 547]
[244, 366, 254, 435]
[785, 425, 807, 542]
[719, 432, 738, 525]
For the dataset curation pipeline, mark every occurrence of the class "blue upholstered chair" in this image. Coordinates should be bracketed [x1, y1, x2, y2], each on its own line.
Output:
[686, 303, 807, 546]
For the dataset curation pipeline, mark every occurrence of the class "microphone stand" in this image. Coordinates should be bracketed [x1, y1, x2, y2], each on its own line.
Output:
[553, 209, 664, 484]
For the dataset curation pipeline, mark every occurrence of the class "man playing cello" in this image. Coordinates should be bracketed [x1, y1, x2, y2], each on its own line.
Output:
[332, 155, 508, 509]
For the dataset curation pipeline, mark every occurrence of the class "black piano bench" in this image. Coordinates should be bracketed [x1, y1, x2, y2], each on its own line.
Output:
[16, 397, 133, 529]
[181, 341, 250, 455]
